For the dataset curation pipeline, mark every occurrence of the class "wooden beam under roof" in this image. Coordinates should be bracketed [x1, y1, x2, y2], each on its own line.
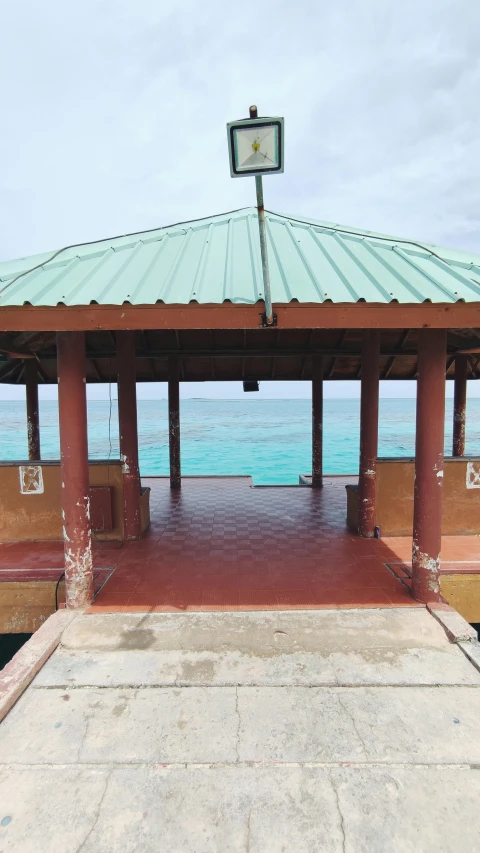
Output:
[2, 302, 480, 332]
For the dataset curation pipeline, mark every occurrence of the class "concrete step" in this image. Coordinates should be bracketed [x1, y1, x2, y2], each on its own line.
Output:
[34, 607, 480, 688]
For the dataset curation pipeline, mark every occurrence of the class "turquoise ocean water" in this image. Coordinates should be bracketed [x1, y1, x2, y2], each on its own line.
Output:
[2, 398, 480, 486]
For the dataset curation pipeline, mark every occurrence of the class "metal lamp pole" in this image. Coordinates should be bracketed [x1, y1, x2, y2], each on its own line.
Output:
[249, 105, 274, 326]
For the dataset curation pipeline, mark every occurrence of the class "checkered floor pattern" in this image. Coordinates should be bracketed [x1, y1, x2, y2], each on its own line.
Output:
[2, 477, 478, 613]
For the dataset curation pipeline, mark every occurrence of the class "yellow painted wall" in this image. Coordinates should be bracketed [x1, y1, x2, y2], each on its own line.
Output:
[0, 580, 61, 633]
[440, 573, 480, 623]
[0, 462, 124, 541]
[375, 458, 480, 536]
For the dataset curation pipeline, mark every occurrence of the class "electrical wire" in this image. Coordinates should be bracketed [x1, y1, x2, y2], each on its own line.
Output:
[0, 207, 251, 297]
[55, 571, 65, 611]
[272, 210, 480, 281]
[55, 569, 102, 610]
[2, 205, 478, 300]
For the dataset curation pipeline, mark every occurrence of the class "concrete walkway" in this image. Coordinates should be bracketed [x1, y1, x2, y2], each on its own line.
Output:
[1, 607, 480, 851]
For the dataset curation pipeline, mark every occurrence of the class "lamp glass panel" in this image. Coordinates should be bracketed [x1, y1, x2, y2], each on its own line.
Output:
[233, 125, 279, 172]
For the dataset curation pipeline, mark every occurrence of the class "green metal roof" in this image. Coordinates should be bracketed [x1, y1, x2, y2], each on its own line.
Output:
[1, 208, 480, 307]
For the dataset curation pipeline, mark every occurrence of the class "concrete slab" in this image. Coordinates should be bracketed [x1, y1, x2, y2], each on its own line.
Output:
[236, 685, 480, 764]
[0, 764, 480, 852]
[34, 644, 480, 687]
[0, 686, 238, 765]
[2, 684, 480, 766]
[2, 607, 480, 850]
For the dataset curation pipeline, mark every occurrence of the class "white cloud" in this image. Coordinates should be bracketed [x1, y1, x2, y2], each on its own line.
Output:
[1, 0, 479, 402]
[2, 0, 479, 259]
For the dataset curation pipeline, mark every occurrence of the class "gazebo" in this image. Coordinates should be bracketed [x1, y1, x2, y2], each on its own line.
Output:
[0, 208, 479, 613]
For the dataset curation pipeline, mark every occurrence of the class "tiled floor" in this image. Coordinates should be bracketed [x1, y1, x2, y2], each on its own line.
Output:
[1, 476, 479, 613]
[82, 476, 413, 612]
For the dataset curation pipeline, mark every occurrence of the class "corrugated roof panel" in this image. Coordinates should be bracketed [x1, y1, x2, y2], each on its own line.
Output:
[264, 219, 295, 302]
[308, 229, 363, 302]
[329, 234, 392, 302]
[358, 241, 428, 303]
[1, 207, 480, 307]
[401, 250, 480, 302]
[229, 215, 260, 303]
[269, 219, 327, 302]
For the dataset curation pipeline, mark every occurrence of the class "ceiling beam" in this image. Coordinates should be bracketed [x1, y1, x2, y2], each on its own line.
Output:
[28, 345, 442, 361]
[446, 355, 455, 376]
[328, 330, 348, 379]
[383, 329, 411, 379]
[300, 330, 314, 379]
[35, 361, 49, 384]
[91, 359, 103, 382]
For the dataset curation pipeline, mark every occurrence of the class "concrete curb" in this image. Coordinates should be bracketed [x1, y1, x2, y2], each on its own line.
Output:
[427, 602, 478, 643]
[458, 641, 480, 674]
[0, 609, 79, 723]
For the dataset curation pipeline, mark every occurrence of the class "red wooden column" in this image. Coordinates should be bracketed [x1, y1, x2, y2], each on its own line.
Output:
[25, 359, 40, 460]
[168, 356, 181, 489]
[312, 355, 323, 488]
[117, 331, 142, 540]
[453, 354, 468, 457]
[57, 331, 93, 608]
[412, 329, 447, 603]
[358, 330, 380, 537]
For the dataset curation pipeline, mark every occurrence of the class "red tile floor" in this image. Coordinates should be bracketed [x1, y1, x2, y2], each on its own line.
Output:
[1, 476, 479, 612]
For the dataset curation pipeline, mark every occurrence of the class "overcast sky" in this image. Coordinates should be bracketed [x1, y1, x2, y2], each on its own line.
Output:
[1, 0, 479, 400]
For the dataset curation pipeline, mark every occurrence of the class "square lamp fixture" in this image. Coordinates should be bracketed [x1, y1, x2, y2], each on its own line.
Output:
[227, 116, 284, 178]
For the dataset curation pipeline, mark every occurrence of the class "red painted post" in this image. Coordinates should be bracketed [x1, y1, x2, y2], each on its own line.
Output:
[117, 331, 142, 540]
[453, 354, 468, 457]
[312, 355, 323, 488]
[168, 356, 181, 489]
[25, 359, 40, 460]
[57, 331, 93, 608]
[412, 329, 447, 603]
[358, 330, 380, 537]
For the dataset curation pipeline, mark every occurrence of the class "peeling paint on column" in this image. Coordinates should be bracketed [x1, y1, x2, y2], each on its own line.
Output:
[412, 329, 446, 604]
[57, 331, 94, 609]
[121, 454, 131, 475]
[412, 542, 440, 596]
